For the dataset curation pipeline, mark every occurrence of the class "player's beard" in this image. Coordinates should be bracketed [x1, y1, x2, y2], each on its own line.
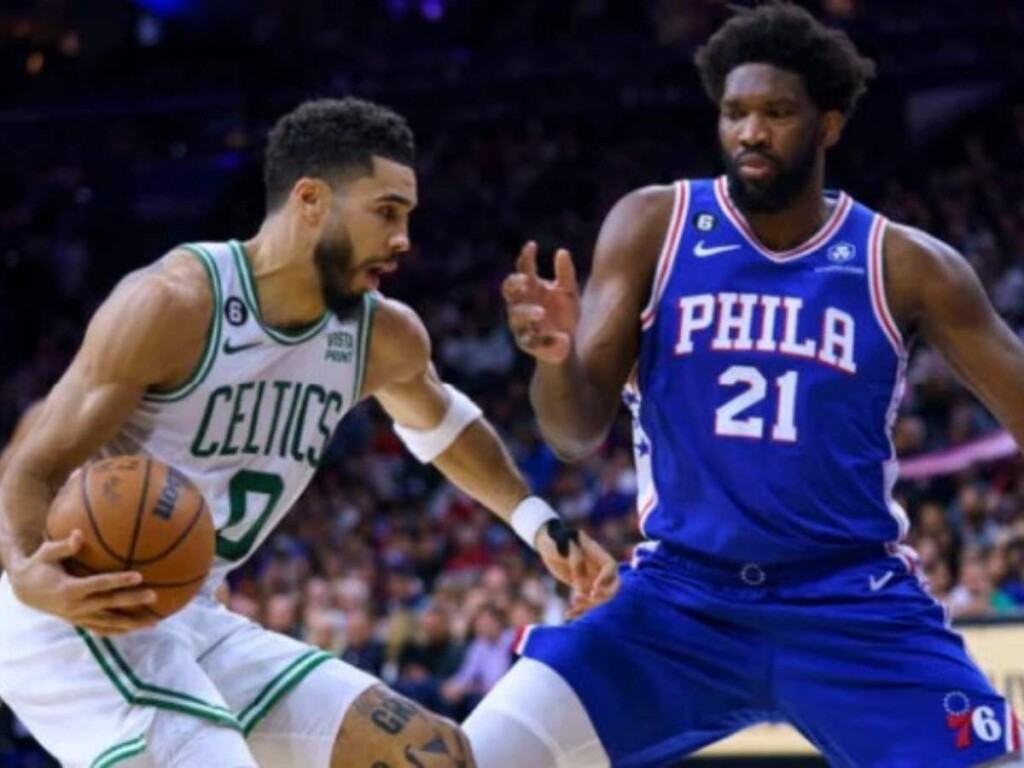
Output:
[313, 229, 363, 322]
[724, 131, 818, 214]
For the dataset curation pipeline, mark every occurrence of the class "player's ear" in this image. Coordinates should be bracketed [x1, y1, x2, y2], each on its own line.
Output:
[292, 177, 333, 225]
[820, 111, 845, 150]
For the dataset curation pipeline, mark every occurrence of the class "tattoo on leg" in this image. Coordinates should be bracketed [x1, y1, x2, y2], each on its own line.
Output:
[354, 689, 419, 736]
[403, 726, 471, 768]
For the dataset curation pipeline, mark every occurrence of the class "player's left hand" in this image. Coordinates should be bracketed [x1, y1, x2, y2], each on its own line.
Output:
[534, 520, 620, 619]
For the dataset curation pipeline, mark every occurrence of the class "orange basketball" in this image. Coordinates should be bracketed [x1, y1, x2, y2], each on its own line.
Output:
[46, 455, 215, 619]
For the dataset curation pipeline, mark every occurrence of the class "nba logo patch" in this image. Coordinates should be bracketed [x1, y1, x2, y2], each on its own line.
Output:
[827, 242, 856, 263]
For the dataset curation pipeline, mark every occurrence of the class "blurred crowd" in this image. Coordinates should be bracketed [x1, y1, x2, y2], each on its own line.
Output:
[2, 0, 1024, 764]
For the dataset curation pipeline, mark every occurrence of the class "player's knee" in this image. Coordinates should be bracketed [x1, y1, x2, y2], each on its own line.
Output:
[463, 705, 558, 768]
[463, 659, 609, 768]
[331, 684, 475, 768]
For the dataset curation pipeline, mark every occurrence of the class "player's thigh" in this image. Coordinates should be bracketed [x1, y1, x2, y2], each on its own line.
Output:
[778, 577, 1023, 767]
[0, 575, 240, 768]
[331, 683, 474, 768]
[242, 657, 381, 768]
[504, 567, 772, 766]
[198, 612, 378, 768]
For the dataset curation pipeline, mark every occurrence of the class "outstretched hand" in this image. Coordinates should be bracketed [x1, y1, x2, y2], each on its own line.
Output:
[502, 241, 581, 364]
[534, 522, 619, 620]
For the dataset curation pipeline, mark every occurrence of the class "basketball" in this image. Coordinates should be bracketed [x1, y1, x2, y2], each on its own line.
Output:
[46, 455, 215, 619]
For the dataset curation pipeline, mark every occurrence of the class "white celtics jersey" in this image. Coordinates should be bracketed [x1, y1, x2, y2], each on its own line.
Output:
[103, 240, 374, 584]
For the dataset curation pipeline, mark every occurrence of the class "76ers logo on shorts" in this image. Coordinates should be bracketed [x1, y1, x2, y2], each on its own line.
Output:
[944, 691, 1003, 749]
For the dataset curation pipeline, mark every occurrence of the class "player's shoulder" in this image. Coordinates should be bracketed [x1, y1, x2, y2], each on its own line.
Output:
[882, 221, 976, 327]
[594, 183, 680, 263]
[367, 294, 431, 377]
[81, 247, 215, 383]
[110, 247, 215, 325]
[608, 183, 678, 226]
[884, 221, 960, 262]
[883, 221, 969, 286]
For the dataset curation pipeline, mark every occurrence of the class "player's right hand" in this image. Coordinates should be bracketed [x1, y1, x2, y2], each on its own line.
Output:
[503, 241, 580, 364]
[535, 522, 620, 619]
[8, 529, 159, 636]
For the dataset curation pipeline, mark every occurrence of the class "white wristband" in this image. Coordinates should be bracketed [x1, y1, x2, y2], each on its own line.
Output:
[510, 496, 559, 550]
[393, 384, 483, 463]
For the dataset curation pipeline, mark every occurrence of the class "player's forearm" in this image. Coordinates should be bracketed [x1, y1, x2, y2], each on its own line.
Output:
[530, 353, 613, 462]
[0, 461, 54, 570]
[430, 419, 529, 521]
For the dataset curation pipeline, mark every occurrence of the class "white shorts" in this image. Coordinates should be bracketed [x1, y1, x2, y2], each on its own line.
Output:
[0, 574, 377, 767]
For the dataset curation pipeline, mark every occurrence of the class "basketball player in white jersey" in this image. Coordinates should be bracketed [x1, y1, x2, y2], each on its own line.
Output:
[0, 97, 618, 768]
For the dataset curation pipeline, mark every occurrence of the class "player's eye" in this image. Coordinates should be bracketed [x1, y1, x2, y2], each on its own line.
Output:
[378, 206, 398, 222]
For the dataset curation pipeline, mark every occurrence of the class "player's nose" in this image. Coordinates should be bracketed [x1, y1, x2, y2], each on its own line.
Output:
[389, 231, 411, 254]
[738, 114, 770, 147]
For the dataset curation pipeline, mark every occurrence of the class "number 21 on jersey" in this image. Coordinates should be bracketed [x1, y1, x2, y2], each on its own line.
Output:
[715, 365, 798, 442]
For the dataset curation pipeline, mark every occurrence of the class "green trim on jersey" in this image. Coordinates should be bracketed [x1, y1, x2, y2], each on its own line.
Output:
[229, 240, 330, 344]
[77, 630, 241, 730]
[91, 735, 146, 768]
[238, 649, 333, 735]
[144, 244, 224, 403]
[353, 292, 377, 403]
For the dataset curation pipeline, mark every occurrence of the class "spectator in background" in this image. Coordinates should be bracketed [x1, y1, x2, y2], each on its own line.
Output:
[954, 484, 1002, 551]
[263, 592, 300, 637]
[393, 605, 465, 712]
[915, 501, 959, 563]
[305, 609, 345, 654]
[441, 605, 515, 719]
[948, 547, 1017, 619]
[340, 608, 386, 677]
[1003, 536, 1024, 605]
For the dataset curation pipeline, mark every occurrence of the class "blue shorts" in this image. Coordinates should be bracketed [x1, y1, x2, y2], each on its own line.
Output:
[517, 545, 1022, 768]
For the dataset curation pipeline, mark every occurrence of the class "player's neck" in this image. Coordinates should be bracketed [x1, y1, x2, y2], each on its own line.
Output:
[742, 183, 832, 253]
[239, 227, 327, 331]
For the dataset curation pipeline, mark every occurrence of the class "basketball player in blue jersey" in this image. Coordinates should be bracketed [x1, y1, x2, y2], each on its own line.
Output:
[465, 4, 1024, 767]
[0, 98, 618, 767]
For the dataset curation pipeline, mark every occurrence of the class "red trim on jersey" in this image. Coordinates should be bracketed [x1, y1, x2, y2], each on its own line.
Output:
[640, 181, 689, 329]
[513, 624, 534, 656]
[1008, 706, 1021, 752]
[886, 541, 917, 575]
[713, 176, 853, 262]
[867, 215, 903, 354]
[638, 494, 657, 533]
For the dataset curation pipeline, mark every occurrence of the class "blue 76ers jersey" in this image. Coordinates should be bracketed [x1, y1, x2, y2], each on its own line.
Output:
[628, 177, 909, 564]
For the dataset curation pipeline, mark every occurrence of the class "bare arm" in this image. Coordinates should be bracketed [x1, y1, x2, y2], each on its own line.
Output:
[505, 186, 675, 460]
[367, 299, 529, 518]
[0, 400, 44, 481]
[0, 251, 210, 633]
[885, 223, 1024, 446]
[365, 298, 618, 611]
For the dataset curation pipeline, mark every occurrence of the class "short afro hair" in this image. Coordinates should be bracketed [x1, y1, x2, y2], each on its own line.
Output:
[264, 97, 415, 210]
[694, 2, 876, 115]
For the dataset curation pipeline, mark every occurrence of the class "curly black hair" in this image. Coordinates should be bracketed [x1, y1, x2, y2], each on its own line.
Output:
[264, 97, 415, 210]
[694, 2, 876, 115]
